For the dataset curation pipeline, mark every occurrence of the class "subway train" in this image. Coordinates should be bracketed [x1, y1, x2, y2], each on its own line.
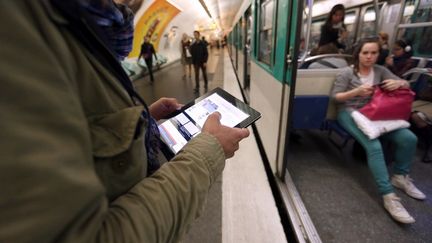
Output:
[1, 0, 431, 243]
[226, 0, 432, 242]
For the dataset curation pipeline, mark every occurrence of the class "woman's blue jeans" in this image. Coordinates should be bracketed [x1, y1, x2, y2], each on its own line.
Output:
[338, 110, 417, 195]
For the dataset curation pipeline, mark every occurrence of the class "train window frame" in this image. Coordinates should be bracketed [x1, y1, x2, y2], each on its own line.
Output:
[357, 3, 384, 40]
[256, 0, 277, 67]
[396, 0, 432, 57]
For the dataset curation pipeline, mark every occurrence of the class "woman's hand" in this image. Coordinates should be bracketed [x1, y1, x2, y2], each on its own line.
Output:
[355, 84, 374, 97]
[380, 79, 408, 91]
[149, 97, 183, 120]
[385, 56, 393, 66]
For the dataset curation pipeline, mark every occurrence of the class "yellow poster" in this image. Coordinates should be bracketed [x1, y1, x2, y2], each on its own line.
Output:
[129, 0, 180, 58]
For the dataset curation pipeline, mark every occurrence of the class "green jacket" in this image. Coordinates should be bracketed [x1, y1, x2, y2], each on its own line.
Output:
[0, 1, 225, 242]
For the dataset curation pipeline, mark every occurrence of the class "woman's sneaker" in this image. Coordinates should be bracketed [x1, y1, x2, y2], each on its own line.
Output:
[383, 193, 415, 224]
[391, 175, 426, 200]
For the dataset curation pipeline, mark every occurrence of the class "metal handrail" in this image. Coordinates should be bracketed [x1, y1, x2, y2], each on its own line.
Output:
[299, 0, 314, 66]
[402, 67, 432, 80]
[302, 53, 353, 63]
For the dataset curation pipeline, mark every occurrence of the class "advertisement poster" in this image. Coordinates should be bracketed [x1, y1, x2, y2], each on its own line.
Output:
[129, 0, 180, 58]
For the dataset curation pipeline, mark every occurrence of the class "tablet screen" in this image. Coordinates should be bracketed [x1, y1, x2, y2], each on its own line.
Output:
[158, 88, 260, 154]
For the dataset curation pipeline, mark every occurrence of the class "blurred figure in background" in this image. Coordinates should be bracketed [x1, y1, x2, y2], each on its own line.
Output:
[180, 33, 193, 79]
[138, 36, 158, 83]
[377, 31, 389, 65]
[308, 43, 348, 69]
[318, 4, 348, 51]
[385, 39, 416, 78]
[190, 30, 209, 93]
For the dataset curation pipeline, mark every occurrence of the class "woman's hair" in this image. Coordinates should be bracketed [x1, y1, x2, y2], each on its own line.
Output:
[394, 39, 413, 57]
[182, 33, 189, 41]
[325, 4, 345, 26]
[352, 37, 380, 74]
[317, 43, 339, 55]
[378, 31, 389, 43]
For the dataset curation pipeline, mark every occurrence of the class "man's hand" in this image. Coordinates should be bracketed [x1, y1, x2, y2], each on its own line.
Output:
[202, 112, 250, 158]
[149, 98, 183, 120]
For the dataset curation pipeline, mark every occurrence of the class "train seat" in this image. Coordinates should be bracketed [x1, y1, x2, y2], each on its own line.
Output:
[292, 95, 329, 129]
[294, 69, 353, 147]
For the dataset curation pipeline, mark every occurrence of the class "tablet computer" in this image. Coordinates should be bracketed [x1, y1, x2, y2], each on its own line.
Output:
[158, 87, 261, 155]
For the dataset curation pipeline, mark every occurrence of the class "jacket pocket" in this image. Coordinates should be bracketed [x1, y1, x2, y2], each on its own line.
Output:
[89, 106, 148, 200]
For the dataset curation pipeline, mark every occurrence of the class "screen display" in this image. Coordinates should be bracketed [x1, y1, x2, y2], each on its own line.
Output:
[158, 93, 250, 154]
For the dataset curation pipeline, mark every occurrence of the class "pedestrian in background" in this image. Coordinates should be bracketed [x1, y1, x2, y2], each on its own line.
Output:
[190, 30, 209, 93]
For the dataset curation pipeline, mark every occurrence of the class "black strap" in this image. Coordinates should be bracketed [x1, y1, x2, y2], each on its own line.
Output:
[317, 59, 339, 69]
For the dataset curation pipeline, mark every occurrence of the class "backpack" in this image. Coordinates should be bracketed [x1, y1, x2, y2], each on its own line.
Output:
[410, 111, 432, 162]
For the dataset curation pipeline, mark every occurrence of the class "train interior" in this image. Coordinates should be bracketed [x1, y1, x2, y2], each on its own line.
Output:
[126, 0, 432, 242]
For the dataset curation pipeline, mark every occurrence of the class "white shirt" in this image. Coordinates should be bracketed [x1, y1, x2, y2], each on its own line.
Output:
[358, 69, 374, 85]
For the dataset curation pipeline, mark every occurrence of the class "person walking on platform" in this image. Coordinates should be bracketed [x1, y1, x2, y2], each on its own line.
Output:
[0, 1, 250, 242]
[180, 33, 193, 79]
[190, 30, 209, 93]
[138, 36, 158, 83]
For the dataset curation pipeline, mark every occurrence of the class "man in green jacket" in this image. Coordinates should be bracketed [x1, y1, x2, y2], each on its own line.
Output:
[0, 1, 249, 242]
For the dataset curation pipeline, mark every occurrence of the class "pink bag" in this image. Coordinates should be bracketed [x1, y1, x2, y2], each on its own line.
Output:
[359, 87, 415, 121]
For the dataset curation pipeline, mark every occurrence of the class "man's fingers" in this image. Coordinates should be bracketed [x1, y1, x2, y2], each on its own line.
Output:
[207, 112, 221, 123]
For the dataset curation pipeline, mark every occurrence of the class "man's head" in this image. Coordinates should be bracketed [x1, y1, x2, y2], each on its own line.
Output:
[193, 31, 200, 39]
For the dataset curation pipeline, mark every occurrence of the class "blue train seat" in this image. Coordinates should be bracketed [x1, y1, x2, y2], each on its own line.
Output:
[292, 95, 329, 129]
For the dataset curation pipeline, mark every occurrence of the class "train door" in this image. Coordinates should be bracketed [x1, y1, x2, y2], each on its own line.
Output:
[276, 0, 303, 178]
[243, 7, 253, 103]
[235, 23, 239, 70]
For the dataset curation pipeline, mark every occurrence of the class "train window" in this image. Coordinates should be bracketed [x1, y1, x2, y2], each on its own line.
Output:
[344, 10, 358, 50]
[309, 18, 325, 50]
[359, 7, 378, 39]
[238, 18, 244, 50]
[258, 0, 275, 65]
[401, 0, 431, 24]
[397, 0, 432, 57]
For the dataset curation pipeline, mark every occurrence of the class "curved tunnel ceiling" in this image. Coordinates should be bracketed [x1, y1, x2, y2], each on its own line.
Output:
[202, 0, 244, 31]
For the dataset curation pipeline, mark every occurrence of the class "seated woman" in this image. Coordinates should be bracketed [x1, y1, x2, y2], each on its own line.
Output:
[331, 38, 426, 224]
[385, 39, 416, 78]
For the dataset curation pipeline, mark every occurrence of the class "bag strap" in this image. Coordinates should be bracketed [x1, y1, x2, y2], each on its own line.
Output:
[413, 111, 432, 125]
[317, 59, 338, 69]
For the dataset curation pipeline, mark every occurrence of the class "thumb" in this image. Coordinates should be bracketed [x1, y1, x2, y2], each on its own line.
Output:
[204, 112, 222, 127]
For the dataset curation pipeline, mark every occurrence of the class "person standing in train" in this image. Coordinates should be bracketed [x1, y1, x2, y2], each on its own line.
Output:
[190, 30, 209, 93]
[376, 31, 389, 65]
[0, 1, 250, 242]
[180, 33, 193, 79]
[138, 36, 158, 83]
[318, 4, 348, 50]
[331, 38, 426, 224]
[385, 39, 416, 78]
